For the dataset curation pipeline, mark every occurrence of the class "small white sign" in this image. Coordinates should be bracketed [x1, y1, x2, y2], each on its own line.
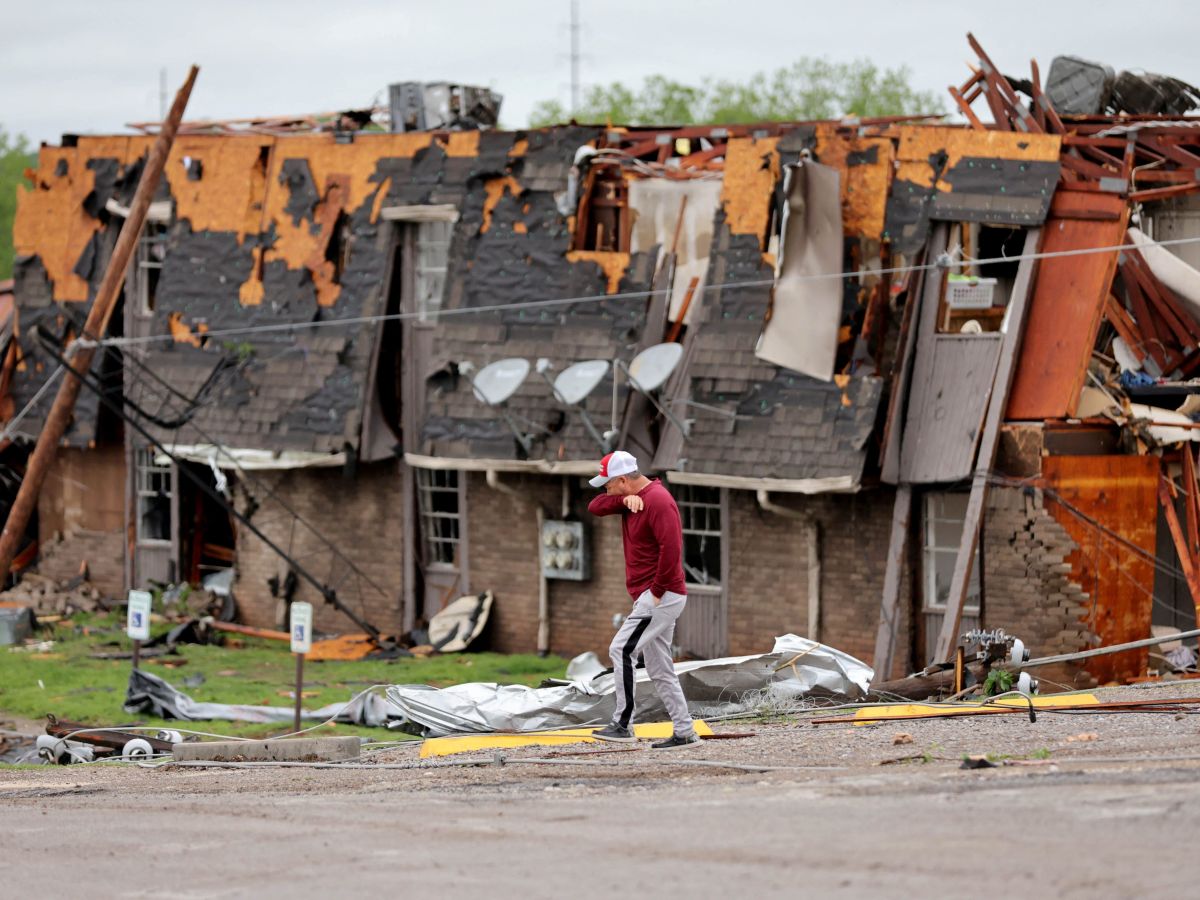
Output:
[290, 601, 313, 654]
[126, 590, 152, 641]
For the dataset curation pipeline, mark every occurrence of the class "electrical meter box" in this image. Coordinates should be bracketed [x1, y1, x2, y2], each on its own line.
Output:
[540, 520, 590, 581]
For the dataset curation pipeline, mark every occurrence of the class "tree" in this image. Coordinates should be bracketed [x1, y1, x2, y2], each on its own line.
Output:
[529, 58, 944, 127]
[1, 127, 36, 281]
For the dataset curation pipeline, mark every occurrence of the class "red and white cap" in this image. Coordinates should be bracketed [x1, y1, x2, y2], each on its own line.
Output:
[589, 450, 638, 488]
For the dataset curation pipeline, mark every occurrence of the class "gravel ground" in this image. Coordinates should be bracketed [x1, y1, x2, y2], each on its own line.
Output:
[3, 680, 1200, 897]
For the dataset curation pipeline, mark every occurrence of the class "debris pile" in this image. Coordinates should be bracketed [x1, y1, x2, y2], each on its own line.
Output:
[0, 572, 111, 617]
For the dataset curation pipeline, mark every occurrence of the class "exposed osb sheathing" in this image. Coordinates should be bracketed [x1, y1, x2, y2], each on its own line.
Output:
[14, 137, 143, 302]
[256, 133, 433, 276]
[720, 137, 780, 245]
[161, 135, 272, 237]
[480, 175, 522, 233]
[564, 250, 630, 294]
[893, 125, 1060, 190]
[814, 128, 895, 241]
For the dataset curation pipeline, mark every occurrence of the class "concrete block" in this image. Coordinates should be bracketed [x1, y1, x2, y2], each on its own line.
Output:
[172, 737, 360, 763]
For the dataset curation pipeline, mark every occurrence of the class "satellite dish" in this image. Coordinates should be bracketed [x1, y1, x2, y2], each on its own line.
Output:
[471, 358, 531, 406]
[553, 360, 609, 405]
[628, 342, 683, 392]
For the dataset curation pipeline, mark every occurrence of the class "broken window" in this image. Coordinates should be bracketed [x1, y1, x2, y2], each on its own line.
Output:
[136, 447, 173, 544]
[136, 221, 169, 316]
[417, 468, 462, 566]
[415, 219, 452, 321]
[676, 484, 723, 589]
[921, 492, 980, 662]
[938, 224, 1024, 334]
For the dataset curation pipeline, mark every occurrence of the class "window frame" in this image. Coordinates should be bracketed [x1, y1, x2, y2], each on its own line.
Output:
[921, 492, 981, 615]
[416, 467, 463, 570]
[135, 447, 174, 547]
[675, 483, 725, 593]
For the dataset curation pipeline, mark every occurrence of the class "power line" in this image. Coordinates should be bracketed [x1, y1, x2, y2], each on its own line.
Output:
[80, 233, 1200, 351]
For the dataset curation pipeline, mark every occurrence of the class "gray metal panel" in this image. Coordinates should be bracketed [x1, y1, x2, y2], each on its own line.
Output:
[675, 589, 727, 659]
[900, 335, 1002, 484]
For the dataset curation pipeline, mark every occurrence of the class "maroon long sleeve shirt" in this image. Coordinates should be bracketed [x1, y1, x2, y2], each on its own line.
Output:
[588, 479, 687, 601]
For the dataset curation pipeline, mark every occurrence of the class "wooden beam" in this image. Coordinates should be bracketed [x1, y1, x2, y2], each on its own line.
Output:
[934, 228, 1042, 663]
[872, 485, 914, 680]
[948, 85, 986, 130]
[1159, 478, 1200, 621]
[1184, 447, 1200, 559]
[1105, 295, 1149, 365]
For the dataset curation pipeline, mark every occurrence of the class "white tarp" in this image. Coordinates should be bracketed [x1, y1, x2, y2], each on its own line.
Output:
[628, 178, 722, 324]
[1128, 226, 1200, 323]
[755, 160, 844, 381]
[385, 634, 872, 736]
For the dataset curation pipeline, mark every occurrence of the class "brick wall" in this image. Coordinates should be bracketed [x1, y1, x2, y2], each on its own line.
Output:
[34, 445, 126, 597]
[982, 485, 1097, 690]
[464, 473, 910, 671]
[725, 489, 910, 674]
[233, 462, 404, 634]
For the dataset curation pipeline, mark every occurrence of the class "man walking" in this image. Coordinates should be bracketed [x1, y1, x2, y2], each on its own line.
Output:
[586, 450, 699, 749]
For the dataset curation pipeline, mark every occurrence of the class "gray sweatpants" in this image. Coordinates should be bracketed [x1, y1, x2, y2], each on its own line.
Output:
[608, 589, 695, 738]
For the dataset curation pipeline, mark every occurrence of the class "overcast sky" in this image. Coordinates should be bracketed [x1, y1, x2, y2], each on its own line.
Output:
[4, 0, 1199, 145]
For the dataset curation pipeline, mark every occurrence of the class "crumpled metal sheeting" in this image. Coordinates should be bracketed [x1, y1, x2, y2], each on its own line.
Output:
[124, 669, 393, 727]
[386, 635, 873, 737]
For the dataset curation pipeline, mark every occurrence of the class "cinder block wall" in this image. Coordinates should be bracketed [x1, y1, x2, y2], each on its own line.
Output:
[233, 462, 404, 634]
[982, 485, 1097, 690]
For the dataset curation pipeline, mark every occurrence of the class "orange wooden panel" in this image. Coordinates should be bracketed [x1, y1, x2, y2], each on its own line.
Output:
[1007, 191, 1128, 420]
[1042, 454, 1159, 683]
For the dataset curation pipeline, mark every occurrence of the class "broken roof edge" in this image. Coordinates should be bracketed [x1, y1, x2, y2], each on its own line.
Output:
[404, 453, 597, 476]
[155, 445, 346, 471]
[664, 470, 860, 494]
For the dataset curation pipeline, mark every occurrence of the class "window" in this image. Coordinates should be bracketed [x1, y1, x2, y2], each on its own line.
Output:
[676, 484, 722, 589]
[417, 468, 461, 566]
[136, 222, 169, 315]
[922, 492, 980, 615]
[136, 448, 173, 544]
[415, 220, 452, 321]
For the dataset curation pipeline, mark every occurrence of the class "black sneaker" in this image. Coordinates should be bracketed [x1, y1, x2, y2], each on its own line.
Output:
[651, 733, 701, 750]
[592, 724, 636, 743]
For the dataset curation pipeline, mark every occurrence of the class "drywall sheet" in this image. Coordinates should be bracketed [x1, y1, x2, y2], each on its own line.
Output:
[755, 160, 843, 381]
[628, 177, 722, 323]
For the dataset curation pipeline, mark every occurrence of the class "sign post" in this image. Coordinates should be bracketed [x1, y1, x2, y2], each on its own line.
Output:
[289, 601, 313, 734]
[126, 589, 152, 670]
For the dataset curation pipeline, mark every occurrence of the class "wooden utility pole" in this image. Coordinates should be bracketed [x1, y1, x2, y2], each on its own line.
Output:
[0, 66, 199, 577]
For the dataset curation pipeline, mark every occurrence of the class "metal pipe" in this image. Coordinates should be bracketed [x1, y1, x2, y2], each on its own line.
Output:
[756, 490, 820, 642]
[1020, 626, 1200, 670]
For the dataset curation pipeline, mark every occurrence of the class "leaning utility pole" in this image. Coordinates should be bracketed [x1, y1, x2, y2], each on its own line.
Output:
[0, 66, 199, 578]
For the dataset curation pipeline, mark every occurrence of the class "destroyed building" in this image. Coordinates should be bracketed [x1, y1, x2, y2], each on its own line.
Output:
[6, 39, 1200, 685]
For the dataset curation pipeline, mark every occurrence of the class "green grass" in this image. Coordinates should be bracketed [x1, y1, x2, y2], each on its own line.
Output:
[0, 612, 566, 740]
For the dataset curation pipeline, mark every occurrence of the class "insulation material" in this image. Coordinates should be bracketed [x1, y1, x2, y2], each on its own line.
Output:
[1128, 403, 1200, 444]
[1128, 226, 1200, 323]
[628, 178, 721, 322]
[755, 160, 843, 381]
[386, 634, 872, 737]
